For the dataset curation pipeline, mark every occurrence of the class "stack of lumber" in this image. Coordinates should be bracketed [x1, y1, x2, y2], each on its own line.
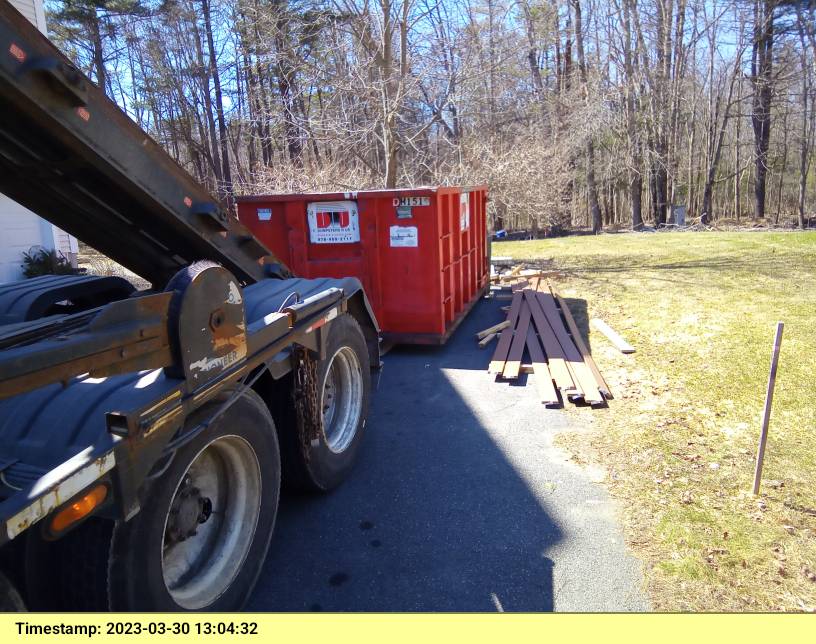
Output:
[489, 260, 564, 300]
[480, 283, 612, 407]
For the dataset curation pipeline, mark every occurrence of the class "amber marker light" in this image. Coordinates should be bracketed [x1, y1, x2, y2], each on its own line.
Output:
[50, 484, 108, 533]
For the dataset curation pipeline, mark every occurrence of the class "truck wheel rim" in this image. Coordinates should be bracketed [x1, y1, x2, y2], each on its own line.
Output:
[161, 435, 261, 609]
[321, 346, 364, 454]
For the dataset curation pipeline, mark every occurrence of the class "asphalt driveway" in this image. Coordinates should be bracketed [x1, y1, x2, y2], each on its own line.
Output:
[247, 296, 649, 612]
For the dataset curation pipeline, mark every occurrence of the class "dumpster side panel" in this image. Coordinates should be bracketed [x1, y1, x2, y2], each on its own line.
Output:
[373, 193, 444, 336]
[241, 201, 291, 267]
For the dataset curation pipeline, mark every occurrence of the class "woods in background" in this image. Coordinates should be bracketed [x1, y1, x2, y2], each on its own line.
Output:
[46, 0, 816, 232]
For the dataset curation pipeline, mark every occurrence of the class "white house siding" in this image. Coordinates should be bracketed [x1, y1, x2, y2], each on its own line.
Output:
[0, 0, 78, 282]
[0, 196, 48, 282]
[11, 0, 37, 25]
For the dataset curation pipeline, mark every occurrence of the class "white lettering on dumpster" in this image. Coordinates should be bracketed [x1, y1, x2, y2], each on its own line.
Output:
[393, 196, 430, 207]
[390, 225, 418, 247]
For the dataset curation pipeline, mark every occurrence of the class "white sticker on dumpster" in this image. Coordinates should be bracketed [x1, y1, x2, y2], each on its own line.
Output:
[257, 208, 272, 221]
[307, 201, 360, 244]
[390, 225, 418, 247]
[459, 193, 470, 231]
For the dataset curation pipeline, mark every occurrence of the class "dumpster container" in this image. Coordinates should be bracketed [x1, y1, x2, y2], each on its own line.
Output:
[237, 186, 489, 344]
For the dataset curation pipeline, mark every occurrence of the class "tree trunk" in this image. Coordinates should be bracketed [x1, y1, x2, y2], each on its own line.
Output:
[190, 9, 222, 187]
[795, 7, 815, 229]
[650, 0, 673, 227]
[797, 95, 812, 229]
[751, 0, 774, 220]
[521, 1, 545, 103]
[701, 54, 740, 224]
[202, 0, 233, 201]
[572, 1, 602, 233]
[273, 1, 304, 167]
[89, 10, 107, 95]
[622, 0, 643, 229]
[775, 108, 789, 224]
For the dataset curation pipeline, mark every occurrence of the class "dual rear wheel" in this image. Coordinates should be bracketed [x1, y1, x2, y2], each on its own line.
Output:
[27, 315, 370, 611]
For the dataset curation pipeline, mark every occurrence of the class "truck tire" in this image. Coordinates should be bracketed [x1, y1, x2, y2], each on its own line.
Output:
[0, 570, 25, 611]
[107, 388, 280, 611]
[286, 314, 370, 492]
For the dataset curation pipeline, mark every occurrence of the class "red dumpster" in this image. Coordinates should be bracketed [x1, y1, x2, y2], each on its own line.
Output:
[237, 186, 489, 344]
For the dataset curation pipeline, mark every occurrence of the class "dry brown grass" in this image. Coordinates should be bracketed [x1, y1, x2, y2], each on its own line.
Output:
[77, 243, 151, 290]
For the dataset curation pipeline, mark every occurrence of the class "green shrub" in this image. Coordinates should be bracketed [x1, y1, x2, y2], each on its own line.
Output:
[21, 247, 80, 278]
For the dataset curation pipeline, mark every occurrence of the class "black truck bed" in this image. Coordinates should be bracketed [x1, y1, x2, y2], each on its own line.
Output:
[0, 276, 363, 479]
[0, 275, 371, 543]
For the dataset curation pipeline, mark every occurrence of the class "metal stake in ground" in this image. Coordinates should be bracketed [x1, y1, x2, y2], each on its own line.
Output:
[752, 322, 784, 496]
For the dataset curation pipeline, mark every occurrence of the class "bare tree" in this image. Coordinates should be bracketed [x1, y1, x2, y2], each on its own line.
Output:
[750, 0, 774, 219]
[46, 0, 815, 229]
[571, 0, 601, 233]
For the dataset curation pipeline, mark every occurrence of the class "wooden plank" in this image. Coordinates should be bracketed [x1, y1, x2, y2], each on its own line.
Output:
[524, 290, 576, 392]
[752, 321, 784, 495]
[526, 291, 575, 391]
[536, 292, 583, 361]
[476, 319, 510, 339]
[526, 327, 560, 406]
[488, 291, 523, 373]
[591, 318, 635, 353]
[478, 332, 497, 348]
[555, 294, 613, 399]
[491, 256, 515, 265]
[502, 300, 531, 379]
[538, 292, 603, 403]
[499, 272, 526, 283]
[564, 362, 584, 398]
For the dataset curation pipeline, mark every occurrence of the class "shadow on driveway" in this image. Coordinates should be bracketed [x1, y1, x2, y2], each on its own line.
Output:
[248, 297, 559, 611]
[248, 296, 644, 612]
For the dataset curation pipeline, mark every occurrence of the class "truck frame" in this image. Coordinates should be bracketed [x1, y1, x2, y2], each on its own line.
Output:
[0, 0, 379, 611]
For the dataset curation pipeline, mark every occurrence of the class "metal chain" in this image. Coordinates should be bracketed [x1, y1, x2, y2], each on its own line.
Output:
[292, 347, 321, 464]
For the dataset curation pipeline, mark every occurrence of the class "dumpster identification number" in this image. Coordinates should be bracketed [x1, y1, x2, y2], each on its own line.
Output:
[393, 196, 430, 207]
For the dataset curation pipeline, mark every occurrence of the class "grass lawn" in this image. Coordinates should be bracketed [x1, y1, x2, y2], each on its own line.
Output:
[495, 231, 816, 611]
